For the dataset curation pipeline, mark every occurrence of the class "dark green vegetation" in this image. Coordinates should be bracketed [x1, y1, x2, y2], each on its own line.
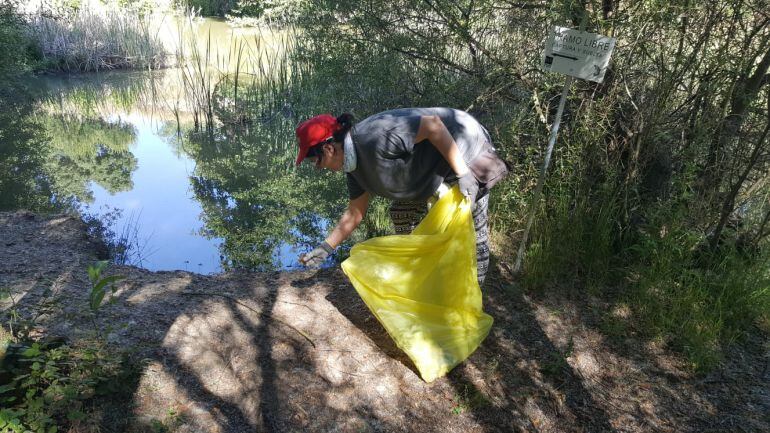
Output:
[1, 263, 134, 433]
[177, 0, 298, 22]
[0, 3, 56, 212]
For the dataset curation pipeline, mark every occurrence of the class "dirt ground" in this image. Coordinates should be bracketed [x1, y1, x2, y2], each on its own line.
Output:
[1, 210, 768, 433]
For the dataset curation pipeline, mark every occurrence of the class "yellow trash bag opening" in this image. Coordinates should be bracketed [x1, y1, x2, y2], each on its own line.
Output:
[341, 185, 493, 382]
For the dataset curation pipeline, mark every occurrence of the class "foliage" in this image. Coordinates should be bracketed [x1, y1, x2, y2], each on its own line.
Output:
[626, 206, 769, 371]
[0, 339, 125, 433]
[229, 0, 302, 25]
[0, 1, 42, 76]
[0, 263, 129, 433]
[177, 0, 300, 21]
[178, 0, 236, 16]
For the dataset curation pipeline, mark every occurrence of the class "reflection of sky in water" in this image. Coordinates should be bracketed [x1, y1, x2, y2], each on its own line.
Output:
[83, 113, 326, 274]
[84, 113, 223, 273]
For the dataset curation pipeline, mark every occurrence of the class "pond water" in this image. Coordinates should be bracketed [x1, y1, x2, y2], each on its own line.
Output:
[84, 112, 224, 273]
[15, 17, 371, 274]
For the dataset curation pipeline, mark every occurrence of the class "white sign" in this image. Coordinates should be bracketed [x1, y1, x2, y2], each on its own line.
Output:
[542, 26, 616, 83]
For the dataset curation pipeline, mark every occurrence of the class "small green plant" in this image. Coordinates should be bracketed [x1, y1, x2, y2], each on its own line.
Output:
[0, 338, 124, 433]
[450, 384, 490, 415]
[87, 261, 124, 314]
[0, 263, 131, 433]
[86, 260, 124, 338]
[1, 285, 58, 341]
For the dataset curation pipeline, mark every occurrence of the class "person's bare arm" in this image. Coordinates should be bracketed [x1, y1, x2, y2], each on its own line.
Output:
[414, 115, 470, 176]
[325, 192, 370, 248]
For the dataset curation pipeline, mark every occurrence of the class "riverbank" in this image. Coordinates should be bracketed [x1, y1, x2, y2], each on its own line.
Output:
[2, 210, 767, 432]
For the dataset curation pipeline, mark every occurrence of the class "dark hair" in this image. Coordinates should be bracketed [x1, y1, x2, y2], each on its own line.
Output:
[332, 113, 354, 143]
[306, 143, 325, 159]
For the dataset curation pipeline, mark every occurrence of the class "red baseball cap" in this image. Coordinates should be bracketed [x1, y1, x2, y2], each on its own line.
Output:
[295, 114, 339, 165]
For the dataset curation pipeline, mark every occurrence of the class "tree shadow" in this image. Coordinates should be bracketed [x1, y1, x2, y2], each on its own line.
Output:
[306, 268, 422, 378]
[443, 256, 617, 432]
[319, 252, 617, 432]
[1, 215, 414, 433]
[4, 212, 767, 433]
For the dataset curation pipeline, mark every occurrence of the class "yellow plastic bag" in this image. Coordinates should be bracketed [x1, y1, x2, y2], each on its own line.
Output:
[341, 185, 493, 382]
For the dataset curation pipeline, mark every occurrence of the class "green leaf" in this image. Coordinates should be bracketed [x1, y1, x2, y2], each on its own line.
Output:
[90, 288, 106, 311]
[92, 275, 125, 293]
[0, 384, 15, 394]
[87, 265, 99, 284]
[87, 261, 108, 283]
[22, 343, 41, 358]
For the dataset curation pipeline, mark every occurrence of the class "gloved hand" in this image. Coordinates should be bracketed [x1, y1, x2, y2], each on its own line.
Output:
[299, 241, 334, 268]
[457, 171, 479, 202]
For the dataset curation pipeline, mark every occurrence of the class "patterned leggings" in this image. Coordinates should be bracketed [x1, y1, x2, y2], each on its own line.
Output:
[389, 193, 490, 286]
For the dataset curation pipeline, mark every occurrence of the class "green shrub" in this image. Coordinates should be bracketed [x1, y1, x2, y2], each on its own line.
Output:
[628, 214, 769, 371]
[0, 338, 127, 433]
[0, 1, 42, 76]
[523, 182, 620, 292]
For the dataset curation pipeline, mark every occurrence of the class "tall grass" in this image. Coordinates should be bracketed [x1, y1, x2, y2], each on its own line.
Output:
[174, 18, 313, 134]
[523, 186, 619, 293]
[28, 6, 167, 72]
[628, 207, 770, 371]
[523, 176, 770, 371]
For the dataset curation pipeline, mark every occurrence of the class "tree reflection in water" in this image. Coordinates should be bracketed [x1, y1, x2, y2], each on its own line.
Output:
[184, 118, 347, 270]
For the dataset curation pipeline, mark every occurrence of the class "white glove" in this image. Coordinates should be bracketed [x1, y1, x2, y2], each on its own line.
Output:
[299, 241, 334, 268]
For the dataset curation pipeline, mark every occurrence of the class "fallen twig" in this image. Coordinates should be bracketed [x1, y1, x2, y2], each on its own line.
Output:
[180, 291, 316, 348]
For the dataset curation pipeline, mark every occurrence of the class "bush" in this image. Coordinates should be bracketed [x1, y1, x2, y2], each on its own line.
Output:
[0, 1, 41, 76]
[0, 339, 127, 433]
[627, 211, 769, 371]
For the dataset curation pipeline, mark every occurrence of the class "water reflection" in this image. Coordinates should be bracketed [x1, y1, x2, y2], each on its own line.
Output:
[42, 115, 137, 203]
[85, 113, 224, 273]
[0, 81, 59, 212]
[1, 15, 389, 273]
[183, 116, 345, 271]
[24, 63, 349, 273]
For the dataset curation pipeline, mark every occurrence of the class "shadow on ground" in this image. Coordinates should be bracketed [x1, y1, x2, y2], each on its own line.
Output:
[1, 211, 768, 432]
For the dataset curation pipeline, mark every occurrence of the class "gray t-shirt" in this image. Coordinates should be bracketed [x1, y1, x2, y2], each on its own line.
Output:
[346, 107, 490, 201]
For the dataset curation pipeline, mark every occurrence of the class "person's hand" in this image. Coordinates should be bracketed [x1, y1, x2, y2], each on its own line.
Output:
[457, 171, 479, 202]
[299, 241, 334, 268]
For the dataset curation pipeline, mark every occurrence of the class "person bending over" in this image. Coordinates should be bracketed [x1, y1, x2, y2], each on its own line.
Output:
[295, 107, 508, 285]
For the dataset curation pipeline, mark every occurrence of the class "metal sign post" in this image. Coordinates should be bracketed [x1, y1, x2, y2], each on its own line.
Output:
[513, 27, 616, 273]
[513, 75, 573, 272]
